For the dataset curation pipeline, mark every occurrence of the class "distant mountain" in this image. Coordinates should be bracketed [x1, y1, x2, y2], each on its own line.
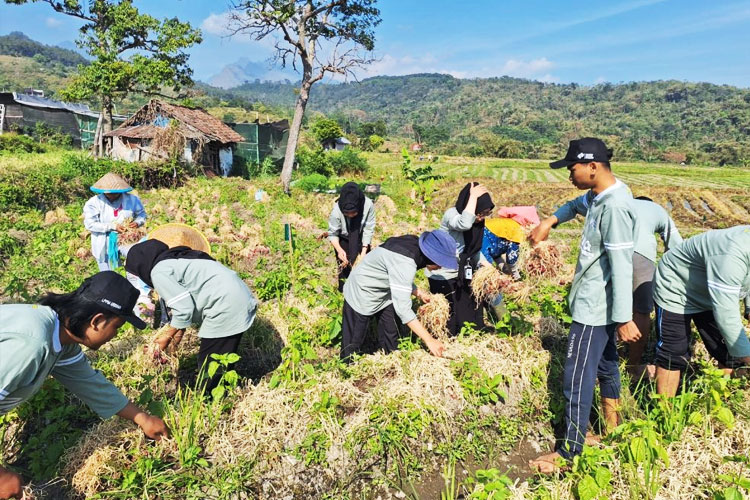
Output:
[207, 58, 295, 88]
[0, 31, 87, 67]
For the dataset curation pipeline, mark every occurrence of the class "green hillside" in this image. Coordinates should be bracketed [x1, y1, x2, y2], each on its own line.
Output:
[211, 74, 750, 165]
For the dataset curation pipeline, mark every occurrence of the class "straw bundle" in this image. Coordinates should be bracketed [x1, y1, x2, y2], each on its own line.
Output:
[523, 240, 567, 278]
[471, 266, 518, 304]
[417, 293, 451, 339]
[43, 207, 71, 225]
[116, 217, 145, 244]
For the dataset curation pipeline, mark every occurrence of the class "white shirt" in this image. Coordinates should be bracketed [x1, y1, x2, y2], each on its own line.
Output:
[83, 193, 146, 264]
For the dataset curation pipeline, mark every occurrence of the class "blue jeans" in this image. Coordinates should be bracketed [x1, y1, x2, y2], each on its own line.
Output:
[557, 322, 620, 459]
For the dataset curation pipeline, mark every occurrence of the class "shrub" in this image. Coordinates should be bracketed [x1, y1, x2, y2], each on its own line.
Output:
[329, 148, 369, 175]
[296, 173, 330, 192]
[0, 133, 48, 154]
[310, 118, 343, 144]
[296, 146, 334, 176]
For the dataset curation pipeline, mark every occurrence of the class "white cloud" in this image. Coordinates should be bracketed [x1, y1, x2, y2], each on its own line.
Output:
[45, 17, 62, 28]
[349, 54, 558, 83]
[499, 58, 554, 79]
[594, 76, 608, 84]
[200, 11, 279, 50]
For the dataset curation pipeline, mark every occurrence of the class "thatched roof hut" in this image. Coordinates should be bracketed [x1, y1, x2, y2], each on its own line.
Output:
[105, 99, 243, 176]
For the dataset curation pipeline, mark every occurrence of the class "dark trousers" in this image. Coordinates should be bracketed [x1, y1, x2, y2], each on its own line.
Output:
[340, 300, 402, 360]
[335, 237, 369, 292]
[197, 332, 244, 392]
[558, 322, 620, 459]
[428, 277, 485, 336]
[654, 307, 739, 371]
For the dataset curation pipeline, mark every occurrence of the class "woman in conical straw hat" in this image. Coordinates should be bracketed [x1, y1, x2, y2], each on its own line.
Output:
[83, 172, 147, 271]
[83, 172, 150, 318]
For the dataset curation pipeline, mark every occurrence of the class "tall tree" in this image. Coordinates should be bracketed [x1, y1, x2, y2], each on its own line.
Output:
[4, 0, 202, 156]
[228, 0, 380, 193]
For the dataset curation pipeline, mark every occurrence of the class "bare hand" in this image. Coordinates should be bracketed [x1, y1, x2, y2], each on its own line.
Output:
[0, 467, 23, 500]
[337, 249, 349, 265]
[469, 183, 489, 199]
[166, 329, 185, 354]
[128, 221, 138, 229]
[528, 218, 555, 245]
[426, 338, 445, 357]
[413, 289, 430, 303]
[135, 413, 169, 440]
[114, 225, 126, 234]
[617, 321, 641, 343]
[153, 327, 179, 351]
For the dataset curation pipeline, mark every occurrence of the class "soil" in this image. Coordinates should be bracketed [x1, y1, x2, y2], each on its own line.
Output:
[404, 438, 545, 499]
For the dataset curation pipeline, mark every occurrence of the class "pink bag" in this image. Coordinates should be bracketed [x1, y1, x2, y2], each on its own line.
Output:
[496, 206, 540, 226]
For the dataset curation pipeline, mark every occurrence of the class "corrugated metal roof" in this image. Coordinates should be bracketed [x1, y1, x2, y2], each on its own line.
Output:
[12, 92, 98, 117]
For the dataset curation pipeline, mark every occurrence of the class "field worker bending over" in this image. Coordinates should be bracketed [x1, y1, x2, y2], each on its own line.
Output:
[0, 272, 168, 499]
[125, 240, 258, 391]
[428, 182, 494, 335]
[652, 226, 750, 397]
[341, 230, 458, 361]
[530, 138, 640, 473]
[531, 191, 682, 379]
[328, 182, 376, 291]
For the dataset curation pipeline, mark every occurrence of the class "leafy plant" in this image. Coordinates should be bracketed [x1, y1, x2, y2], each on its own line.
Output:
[463, 468, 513, 499]
[400, 148, 442, 207]
[451, 356, 508, 406]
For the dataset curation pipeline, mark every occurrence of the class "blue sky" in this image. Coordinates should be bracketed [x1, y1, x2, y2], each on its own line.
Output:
[1, 0, 750, 87]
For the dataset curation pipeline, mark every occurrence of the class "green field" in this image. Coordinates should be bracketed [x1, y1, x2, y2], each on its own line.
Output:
[2, 150, 750, 499]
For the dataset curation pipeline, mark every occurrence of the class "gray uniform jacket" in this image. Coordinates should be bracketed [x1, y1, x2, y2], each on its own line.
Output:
[343, 246, 418, 324]
[328, 197, 376, 246]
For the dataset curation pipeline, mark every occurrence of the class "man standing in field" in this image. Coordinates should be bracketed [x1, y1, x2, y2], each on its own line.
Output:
[529, 138, 640, 472]
[652, 226, 750, 396]
[531, 192, 683, 378]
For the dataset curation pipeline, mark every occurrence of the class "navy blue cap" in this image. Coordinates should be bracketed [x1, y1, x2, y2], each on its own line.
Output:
[418, 230, 458, 270]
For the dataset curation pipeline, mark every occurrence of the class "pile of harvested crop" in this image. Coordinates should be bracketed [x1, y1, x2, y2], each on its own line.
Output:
[417, 293, 451, 339]
[523, 240, 567, 278]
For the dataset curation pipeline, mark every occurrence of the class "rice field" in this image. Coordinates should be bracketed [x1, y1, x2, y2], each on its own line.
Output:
[2, 151, 750, 499]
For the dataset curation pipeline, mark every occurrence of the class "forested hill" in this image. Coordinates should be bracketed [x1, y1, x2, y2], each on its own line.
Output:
[207, 74, 750, 164]
[0, 32, 87, 67]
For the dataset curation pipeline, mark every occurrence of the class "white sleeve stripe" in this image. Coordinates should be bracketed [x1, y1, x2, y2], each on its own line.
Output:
[0, 394, 6, 401]
[390, 284, 413, 292]
[166, 291, 191, 307]
[55, 351, 85, 367]
[604, 242, 634, 249]
[0, 389, 8, 397]
[708, 280, 742, 293]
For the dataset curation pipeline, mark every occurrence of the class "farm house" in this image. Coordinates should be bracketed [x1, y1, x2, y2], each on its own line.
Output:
[105, 99, 244, 176]
[0, 91, 124, 149]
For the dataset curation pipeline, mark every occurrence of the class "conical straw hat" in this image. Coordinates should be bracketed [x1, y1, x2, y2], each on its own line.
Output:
[91, 172, 133, 193]
[148, 223, 211, 254]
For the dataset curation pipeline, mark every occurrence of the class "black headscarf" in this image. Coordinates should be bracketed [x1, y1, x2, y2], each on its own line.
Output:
[455, 182, 494, 284]
[125, 239, 214, 288]
[381, 235, 434, 270]
[337, 182, 367, 263]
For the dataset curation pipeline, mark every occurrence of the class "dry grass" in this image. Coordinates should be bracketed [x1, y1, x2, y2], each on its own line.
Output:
[523, 240, 568, 278]
[471, 265, 520, 304]
[417, 293, 451, 339]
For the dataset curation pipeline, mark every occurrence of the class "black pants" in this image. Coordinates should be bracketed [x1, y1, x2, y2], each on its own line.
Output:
[340, 300, 403, 360]
[335, 236, 370, 292]
[197, 332, 244, 392]
[654, 307, 741, 371]
[428, 277, 485, 336]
